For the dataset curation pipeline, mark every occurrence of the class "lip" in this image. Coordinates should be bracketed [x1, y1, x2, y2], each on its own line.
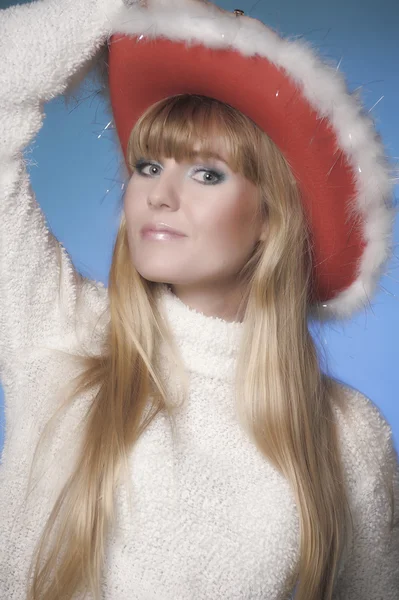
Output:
[140, 223, 186, 237]
[142, 230, 186, 241]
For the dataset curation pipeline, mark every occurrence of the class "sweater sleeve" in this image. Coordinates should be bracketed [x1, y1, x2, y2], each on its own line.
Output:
[333, 421, 399, 600]
[0, 0, 127, 376]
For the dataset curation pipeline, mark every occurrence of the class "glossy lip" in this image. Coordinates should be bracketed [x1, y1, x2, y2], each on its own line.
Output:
[140, 222, 186, 236]
[142, 230, 186, 242]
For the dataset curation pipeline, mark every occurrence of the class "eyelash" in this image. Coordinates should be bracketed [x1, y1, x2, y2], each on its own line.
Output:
[133, 160, 225, 186]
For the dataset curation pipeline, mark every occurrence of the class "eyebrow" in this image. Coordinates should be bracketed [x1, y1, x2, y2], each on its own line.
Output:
[189, 151, 228, 163]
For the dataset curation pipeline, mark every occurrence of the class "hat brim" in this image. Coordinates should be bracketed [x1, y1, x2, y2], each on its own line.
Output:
[106, 4, 394, 321]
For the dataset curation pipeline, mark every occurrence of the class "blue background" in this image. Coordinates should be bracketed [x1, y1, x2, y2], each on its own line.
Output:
[1, 0, 398, 455]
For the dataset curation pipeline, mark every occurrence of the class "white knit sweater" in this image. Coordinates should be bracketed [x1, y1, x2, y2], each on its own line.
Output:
[0, 1, 398, 599]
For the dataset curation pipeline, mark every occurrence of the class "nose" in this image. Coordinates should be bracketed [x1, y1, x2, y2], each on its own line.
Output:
[147, 169, 180, 210]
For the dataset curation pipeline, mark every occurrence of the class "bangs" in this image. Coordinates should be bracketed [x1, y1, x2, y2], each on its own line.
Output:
[126, 94, 263, 184]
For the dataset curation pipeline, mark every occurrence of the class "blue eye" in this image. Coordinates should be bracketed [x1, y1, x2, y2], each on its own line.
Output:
[133, 160, 226, 186]
[191, 168, 225, 186]
[134, 160, 161, 176]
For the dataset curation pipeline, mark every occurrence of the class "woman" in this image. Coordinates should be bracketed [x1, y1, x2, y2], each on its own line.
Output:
[0, 0, 398, 599]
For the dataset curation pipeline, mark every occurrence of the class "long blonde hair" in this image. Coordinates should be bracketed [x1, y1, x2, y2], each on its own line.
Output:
[28, 92, 364, 599]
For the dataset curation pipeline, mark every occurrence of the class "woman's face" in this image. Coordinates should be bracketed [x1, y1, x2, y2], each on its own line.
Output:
[123, 138, 267, 301]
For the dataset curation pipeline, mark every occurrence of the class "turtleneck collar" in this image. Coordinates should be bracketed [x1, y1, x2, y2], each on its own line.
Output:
[155, 284, 244, 382]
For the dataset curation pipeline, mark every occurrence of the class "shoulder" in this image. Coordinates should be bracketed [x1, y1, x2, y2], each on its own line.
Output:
[332, 382, 396, 487]
[331, 384, 399, 595]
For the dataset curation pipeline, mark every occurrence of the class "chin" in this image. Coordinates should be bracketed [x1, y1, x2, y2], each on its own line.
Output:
[135, 268, 181, 285]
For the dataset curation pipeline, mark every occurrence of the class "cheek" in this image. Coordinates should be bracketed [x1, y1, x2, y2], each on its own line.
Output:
[206, 194, 258, 246]
[124, 180, 138, 212]
[124, 182, 145, 227]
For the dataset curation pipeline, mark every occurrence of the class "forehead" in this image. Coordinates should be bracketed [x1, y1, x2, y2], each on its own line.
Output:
[190, 136, 231, 163]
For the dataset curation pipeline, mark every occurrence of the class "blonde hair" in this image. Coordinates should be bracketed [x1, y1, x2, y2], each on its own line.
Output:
[28, 93, 365, 599]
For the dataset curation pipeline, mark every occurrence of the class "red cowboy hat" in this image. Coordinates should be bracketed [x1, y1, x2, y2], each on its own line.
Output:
[106, 0, 395, 321]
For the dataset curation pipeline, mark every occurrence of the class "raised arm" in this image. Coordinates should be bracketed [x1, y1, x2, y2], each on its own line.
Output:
[0, 0, 131, 377]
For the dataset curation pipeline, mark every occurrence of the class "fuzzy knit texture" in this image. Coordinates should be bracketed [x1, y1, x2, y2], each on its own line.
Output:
[0, 0, 399, 599]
